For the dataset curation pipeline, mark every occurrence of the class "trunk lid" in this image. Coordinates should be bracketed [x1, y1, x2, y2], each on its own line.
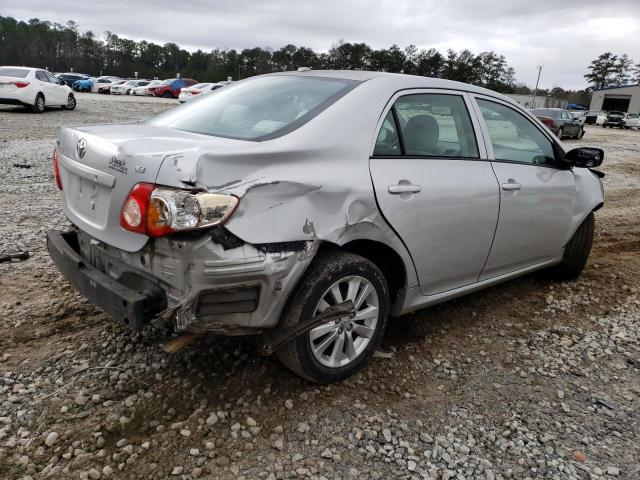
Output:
[56, 123, 244, 252]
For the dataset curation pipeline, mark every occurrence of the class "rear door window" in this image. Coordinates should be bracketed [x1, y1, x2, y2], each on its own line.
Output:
[392, 94, 479, 158]
[35, 71, 48, 82]
[373, 111, 401, 156]
[477, 99, 556, 166]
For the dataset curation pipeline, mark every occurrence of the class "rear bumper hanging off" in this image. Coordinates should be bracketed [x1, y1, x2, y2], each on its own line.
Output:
[46, 230, 166, 329]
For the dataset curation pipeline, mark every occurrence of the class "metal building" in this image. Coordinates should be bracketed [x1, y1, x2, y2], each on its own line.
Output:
[589, 84, 640, 113]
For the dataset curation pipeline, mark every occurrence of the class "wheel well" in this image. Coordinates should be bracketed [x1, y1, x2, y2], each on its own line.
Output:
[321, 239, 406, 306]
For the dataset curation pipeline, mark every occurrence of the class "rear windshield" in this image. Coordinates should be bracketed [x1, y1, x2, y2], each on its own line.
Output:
[192, 83, 211, 89]
[162, 79, 176, 85]
[0, 67, 29, 78]
[149, 75, 359, 141]
[532, 109, 561, 118]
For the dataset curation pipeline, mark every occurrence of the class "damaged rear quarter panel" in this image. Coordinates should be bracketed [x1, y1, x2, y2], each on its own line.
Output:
[153, 78, 419, 291]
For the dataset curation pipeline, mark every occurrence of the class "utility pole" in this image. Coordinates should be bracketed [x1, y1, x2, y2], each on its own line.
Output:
[531, 65, 543, 108]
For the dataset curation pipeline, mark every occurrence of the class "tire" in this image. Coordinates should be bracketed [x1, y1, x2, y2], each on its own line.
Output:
[576, 127, 584, 139]
[277, 250, 390, 383]
[126, 89, 131, 95]
[557, 127, 564, 139]
[31, 94, 45, 113]
[62, 94, 76, 110]
[162, 91, 173, 98]
[549, 212, 595, 280]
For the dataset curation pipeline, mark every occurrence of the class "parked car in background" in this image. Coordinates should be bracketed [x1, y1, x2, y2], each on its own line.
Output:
[98, 79, 126, 94]
[57, 73, 89, 88]
[623, 113, 640, 129]
[178, 82, 225, 103]
[72, 78, 94, 92]
[531, 108, 584, 139]
[584, 111, 606, 125]
[0, 66, 76, 112]
[568, 111, 587, 125]
[603, 111, 626, 128]
[94, 77, 120, 92]
[131, 79, 161, 96]
[111, 79, 149, 95]
[47, 71, 604, 383]
[148, 78, 198, 98]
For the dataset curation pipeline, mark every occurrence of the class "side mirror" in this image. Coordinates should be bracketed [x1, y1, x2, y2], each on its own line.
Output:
[563, 147, 604, 168]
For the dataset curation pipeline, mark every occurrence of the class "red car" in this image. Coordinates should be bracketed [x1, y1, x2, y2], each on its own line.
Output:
[148, 78, 198, 99]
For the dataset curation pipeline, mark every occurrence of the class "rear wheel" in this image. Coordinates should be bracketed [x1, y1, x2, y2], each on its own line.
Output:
[549, 212, 594, 280]
[31, 94, 45, 113]
[162, 91, 173, 98]
[277, 250, 389, 383]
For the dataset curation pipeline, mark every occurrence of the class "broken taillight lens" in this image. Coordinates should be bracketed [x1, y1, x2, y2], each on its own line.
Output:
[52, 147, 62, 190]
[120, 183, 239, 237]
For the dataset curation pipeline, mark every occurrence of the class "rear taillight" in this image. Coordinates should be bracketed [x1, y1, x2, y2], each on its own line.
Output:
[120, 183, 239, 237]
[189, 89, 201, 95]
[11, 81, 30, 88]
[539, 117, 554, 127]
[52, 147, 62, 190]
[120, 183, 154, 235]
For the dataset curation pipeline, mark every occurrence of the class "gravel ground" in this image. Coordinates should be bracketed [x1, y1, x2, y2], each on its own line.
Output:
[0, 94, 639, 480]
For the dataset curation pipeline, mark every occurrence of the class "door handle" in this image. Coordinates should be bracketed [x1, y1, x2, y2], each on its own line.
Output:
[388, 184, 421, 194]
[501, 181, 521, 191]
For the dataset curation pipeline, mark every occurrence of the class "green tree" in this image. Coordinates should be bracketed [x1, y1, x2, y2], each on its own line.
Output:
[584, 52, 618, 89]
[613, 54, 634, 85]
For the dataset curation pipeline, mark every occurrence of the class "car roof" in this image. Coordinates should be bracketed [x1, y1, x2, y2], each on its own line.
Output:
[266, 70, 516, 102]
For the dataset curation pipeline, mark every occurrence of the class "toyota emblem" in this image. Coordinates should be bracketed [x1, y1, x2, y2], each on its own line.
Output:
[76, 138, 87, 159]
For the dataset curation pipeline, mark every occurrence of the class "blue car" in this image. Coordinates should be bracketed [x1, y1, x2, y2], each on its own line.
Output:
[72, 78, 94, 92]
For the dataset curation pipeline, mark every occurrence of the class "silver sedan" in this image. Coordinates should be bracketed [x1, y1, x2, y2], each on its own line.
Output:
[48, 71, 605, 383]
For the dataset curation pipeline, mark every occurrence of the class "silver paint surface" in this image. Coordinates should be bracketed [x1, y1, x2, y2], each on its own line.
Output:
[54, 71, 604, 331]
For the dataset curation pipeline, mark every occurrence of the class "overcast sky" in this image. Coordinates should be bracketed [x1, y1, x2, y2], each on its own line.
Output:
[4, 0, 640, 89]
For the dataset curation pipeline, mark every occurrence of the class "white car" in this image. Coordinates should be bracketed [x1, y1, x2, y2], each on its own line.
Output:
[111, 80, 149, 96]
[0, 66, 76, 113]
[623, 113, 640, 129]
[178, 82, 225, 103]
[585, 111, 606, 126]
[93, 77, 121, 93]
[131, 79, 162, 96]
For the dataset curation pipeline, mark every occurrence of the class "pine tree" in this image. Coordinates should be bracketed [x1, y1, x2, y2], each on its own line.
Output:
[584, 52, 618, 89]
[613, 54, 633, 85]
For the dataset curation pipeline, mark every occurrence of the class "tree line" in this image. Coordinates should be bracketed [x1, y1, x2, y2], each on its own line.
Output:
[584, 52, 640, 90]
[0, 16, 518, 92]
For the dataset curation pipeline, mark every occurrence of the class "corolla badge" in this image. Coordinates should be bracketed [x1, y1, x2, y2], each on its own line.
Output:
[76, 138, 87, 159]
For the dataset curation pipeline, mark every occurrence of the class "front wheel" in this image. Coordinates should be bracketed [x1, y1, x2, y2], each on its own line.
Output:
[557, 127, 564, 139]
[576, 127, 584, 139]
[162, 91, 173, 98]
[277, 251, 389, 383]
[62, 94, 76, 110]
[549, 213, 594, 280]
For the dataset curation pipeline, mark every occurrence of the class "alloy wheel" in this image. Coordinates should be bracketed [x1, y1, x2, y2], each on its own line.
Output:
[309, 275, 379, 368]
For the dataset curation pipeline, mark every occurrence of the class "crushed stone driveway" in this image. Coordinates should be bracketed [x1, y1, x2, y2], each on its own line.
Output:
[0, 95, 639, 480]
